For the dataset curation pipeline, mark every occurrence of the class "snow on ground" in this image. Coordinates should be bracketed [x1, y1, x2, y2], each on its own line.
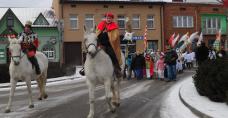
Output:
[180, 78, 228, 118]
[97, 80, 153, 100]
[160, 76, 198, 118]
[0, 66, 86, 91]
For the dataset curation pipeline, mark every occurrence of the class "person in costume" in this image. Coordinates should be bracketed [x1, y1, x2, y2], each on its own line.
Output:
[80, 12, 122, 77]
[18, 21, 40, 74]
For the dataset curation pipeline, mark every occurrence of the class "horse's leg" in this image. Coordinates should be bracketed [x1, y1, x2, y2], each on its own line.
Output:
[42, 70, 48, 99]
[116, 77, 121, 107]
[86, 80, 95, 118]
[41, 71, 48, 99]
[104, 79, 116, 113]
[5, 79, 17, 113]
[36, 77, 42, 100]
[112, 78, 121, 107]
[111, 81, 117, 106]
[25, 78, 34, 108]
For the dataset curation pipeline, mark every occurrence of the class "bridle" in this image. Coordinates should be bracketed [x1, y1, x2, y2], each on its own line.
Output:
[10, 48, 25, 65]
[85, 41, 101, 58]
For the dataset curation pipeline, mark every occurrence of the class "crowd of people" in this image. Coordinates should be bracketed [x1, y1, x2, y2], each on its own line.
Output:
[124, 42, 227, 82]
[125, 48, 179, 82]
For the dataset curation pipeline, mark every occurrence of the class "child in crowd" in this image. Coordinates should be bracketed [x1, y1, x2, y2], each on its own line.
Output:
[145, 54, 154, 79]
[176, 59, 183, 73]
[156, 54, 165, 80]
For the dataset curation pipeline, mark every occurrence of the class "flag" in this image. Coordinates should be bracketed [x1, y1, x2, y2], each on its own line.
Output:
[188, 32, 198, 44]
[213, 29, 221, 51]
[224, 0, 228, 7]
[144, 25, 148, 51]
[172, 34, 179, 48]
[216, 29, 221, 41]
[197, 32, 203, 46]
[168, 33, 175, 47]
[178, 32, 189, 44]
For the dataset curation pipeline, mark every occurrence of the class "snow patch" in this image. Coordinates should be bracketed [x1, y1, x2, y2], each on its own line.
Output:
[160, 76, 198, 118]
[180, 79, 228, 118]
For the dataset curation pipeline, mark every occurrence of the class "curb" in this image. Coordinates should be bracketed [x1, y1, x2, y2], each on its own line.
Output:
[179, 84, 212, 118]
[0, 66, 84, 89]
[0, 76, 82, 89]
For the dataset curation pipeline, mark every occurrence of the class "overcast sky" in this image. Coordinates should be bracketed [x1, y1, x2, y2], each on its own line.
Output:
[0, 0, 53, 8]
[186, 0, 218, 3]
[0, 0, 219, 8]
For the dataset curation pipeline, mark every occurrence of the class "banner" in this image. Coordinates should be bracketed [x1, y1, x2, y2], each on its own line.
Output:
[144, 25, 148, 51]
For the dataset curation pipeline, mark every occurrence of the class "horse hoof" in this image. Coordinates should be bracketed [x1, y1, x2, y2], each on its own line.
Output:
[87, 114, 94, 118]
[111, 108, 116, 113]
[112, 102, 120, 107]
[44, 94, 48, 99]
[38, 97, 42, 100]
[5, 109, 11, 113]
[29, 104, 34, 108]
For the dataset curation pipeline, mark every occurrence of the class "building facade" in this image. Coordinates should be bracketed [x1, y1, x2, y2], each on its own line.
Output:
[164, 2, 227, 51]
[53, 0, 164, 66]
[0, 8, 61, 82]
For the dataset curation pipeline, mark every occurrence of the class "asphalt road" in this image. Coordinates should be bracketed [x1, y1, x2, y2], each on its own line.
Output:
[0, 70, 195, 118]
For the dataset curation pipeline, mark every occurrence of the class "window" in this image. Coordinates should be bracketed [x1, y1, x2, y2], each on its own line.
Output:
[203, 17, 221, 34]
[173, 16, 193, 28]
[36, 19, 45, 25]
[42, 46, 55, 60]
[7, 16, 14, 27]
[148, 40, 158, 52]
[132, 15, 140, 29]
[85, 14, 94, 29]
[147, 15, 154, 29]
[117, 15, 125, 29]
[69, 14, 78, 29]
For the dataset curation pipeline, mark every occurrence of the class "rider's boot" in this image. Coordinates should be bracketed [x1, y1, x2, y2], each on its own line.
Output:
[29, 56, 41, 75]
[114, 63, 122, 78]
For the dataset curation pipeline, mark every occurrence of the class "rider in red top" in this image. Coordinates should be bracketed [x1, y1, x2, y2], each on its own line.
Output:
[96, 12, 122, 78]
[18, 21, 41, 74]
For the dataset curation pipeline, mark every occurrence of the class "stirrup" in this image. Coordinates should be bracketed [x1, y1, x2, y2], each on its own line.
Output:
[79, 68, 85, 76]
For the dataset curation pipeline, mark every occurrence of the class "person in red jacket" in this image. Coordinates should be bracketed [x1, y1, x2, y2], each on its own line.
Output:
[96, 12, 122, 78]
[18, 21, 40, 74]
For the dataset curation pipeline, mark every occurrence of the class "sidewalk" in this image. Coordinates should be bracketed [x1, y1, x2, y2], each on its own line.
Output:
[0, 66, 85, 90]
[179, 78, 228, 118]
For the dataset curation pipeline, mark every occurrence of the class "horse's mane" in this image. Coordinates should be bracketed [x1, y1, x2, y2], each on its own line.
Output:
[9, 38, 20, 44]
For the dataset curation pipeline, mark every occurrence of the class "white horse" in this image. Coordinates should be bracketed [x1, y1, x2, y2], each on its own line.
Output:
[5, 37, 48, 113]
[83, 26, 123, 118]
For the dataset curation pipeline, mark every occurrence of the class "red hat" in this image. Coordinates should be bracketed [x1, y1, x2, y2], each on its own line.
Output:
[105, 12, 114, 18]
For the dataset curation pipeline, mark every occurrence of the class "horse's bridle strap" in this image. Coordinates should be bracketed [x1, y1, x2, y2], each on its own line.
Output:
[86, 43, 97, 50]
[86, 43, 102, 57]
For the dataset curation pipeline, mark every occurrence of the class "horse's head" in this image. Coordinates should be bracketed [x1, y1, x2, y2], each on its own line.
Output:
[83, 25, 98, 57]
[123, 31, 134, 41]
[8, 37, 22, 65]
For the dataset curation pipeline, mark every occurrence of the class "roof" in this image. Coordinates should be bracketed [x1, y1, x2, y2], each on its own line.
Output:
[0, 8, 58, 27]
[61, 0, 167, 4]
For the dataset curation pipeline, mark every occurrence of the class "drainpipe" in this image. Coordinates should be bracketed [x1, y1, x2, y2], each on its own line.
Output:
[60, 0, 64, 67]
[160, 4, 165, 51]
[195, 6, 198, 32]
[226, 8, 228, 52]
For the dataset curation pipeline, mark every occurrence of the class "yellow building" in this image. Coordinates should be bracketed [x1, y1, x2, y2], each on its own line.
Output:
[53, 0, 164, 66]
